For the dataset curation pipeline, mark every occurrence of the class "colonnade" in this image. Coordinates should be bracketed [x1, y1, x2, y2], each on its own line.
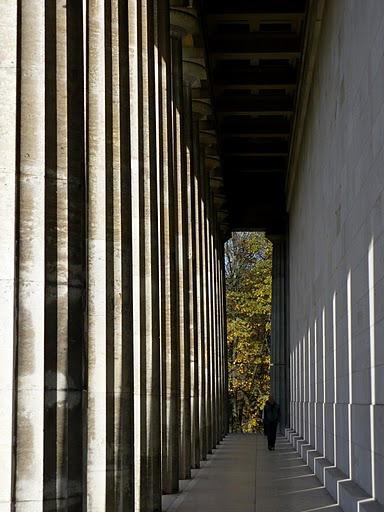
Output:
[269, 236, 289, 433]
[0, 1, 228, 510]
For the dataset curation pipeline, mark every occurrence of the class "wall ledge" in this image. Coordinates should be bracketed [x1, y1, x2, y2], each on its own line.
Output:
[284, 428, 384, 512]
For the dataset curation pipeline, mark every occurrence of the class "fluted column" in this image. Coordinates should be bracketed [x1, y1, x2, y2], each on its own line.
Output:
[201, 156, 213, 453]
[45, 3, 87, 510]
[129, 0, 161, 510]
[170, 4, 198, 482]
[208, 190, 218, 449]
[206, 184, 214, 452]
[211, 220, 219, 446]
[0, 2, 18, 508]
[109, 1, 134, 508]
[269, 236, 289, 433]
[190, 120, 201, 469]
[44, 4, 68, 507]
[1, 3, 87, 509]
[219, 246, 229, 437]
[66, 4, 87, 509]
[197, 143, 209, 460]
[216, 240, 224, 442]
[169, 21, 185, 491]
[179, 82, 193, 480]
[86, 2, 110, 508]
[180, 59, 205, 479]
[14, 1, 47, 508]
[159, 0, 179, 496]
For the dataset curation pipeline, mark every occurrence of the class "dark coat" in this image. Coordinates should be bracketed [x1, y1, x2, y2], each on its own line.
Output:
[263, 402, 281, 424]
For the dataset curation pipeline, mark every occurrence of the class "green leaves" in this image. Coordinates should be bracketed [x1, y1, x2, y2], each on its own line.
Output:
[225, 232, 272, 433]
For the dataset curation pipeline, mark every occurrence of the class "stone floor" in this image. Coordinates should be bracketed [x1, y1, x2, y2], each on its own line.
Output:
[162, 433, 344, 512]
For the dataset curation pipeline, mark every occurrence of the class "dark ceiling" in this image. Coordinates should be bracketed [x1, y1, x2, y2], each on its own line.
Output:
[199, 0, 308, 234]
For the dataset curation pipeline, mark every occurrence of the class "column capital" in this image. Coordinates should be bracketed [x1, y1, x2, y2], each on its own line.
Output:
[192, 99, 211, 117]
[170, 7, 198, 38]
[182, 60, 206, 87]
[266, 233, 286, 243]
[199, 131, 216, 145]
[204, 155, 220, 171]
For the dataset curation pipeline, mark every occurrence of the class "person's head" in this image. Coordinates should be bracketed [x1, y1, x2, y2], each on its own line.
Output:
[268, 395, 275, 405]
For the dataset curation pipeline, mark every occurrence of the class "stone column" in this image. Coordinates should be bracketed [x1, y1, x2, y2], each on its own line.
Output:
[44, 3, 87, 509]
[181, 59, 206, 478]
[190, 89, 213, 466]
[269, 236, 289, 433]
[211, 222, 220, 446]
[2, 3, 87, 508]
[209, 196, 218, 449]
[86, 1, 110, 509]
[180, 81, 193, 480]
[159, 0, 179, 496]
[0, 2, 18, 507]
[170, 20, 185, 490]
[169, 4, 197, 482]
[197, 143, 208, 461]
[108, 1, 134, 508]
[219, 245, 230, 436]
[198, 147, 214, 456]
[66, 3, 87, 509]
[129, 0, 161, 510]
[206, 183, 215, 452]
[202, 159, 213, 454]
[216, 247, 224, 441]
[14, 1, 46, 508]
[191, 120, 201, 469]
[218, 242, 226, 440]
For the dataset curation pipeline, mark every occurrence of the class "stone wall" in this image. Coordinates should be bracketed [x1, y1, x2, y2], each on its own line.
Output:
[288, 1, 384, 510]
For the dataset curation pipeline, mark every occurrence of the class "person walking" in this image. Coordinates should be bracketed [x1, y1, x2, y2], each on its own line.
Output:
[263, 395, 280, 450]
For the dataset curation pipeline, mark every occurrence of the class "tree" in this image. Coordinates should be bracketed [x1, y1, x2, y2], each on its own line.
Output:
[225, 232, 272, 432]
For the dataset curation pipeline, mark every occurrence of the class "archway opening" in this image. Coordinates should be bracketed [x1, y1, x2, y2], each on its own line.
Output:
[225, 232, 272, 433]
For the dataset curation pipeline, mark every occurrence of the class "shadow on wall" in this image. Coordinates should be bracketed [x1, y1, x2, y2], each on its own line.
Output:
[289, 235, 384, 510]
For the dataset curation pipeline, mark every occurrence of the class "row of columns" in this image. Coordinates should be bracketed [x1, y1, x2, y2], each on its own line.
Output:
[0, 1, 228, 510]
[269, 236, 289, 433]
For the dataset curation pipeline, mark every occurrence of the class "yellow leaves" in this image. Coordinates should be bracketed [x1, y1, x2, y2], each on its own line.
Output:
[225, 232, 272, 433]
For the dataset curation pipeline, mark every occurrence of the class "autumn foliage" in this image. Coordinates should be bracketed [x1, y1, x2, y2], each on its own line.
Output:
[225, 232, 272, 432]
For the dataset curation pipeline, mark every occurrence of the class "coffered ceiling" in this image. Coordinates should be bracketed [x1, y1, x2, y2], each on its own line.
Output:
[199, 0, 308, 233]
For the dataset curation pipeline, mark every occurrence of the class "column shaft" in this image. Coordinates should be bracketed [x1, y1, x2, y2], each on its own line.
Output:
[220, 247, 227, 438]
[191, 120, 201, 469]
[130, 0, 161, 509]
[201, 163, 212, 454]
[42, 6, 87, 509]
[109, 0, 134, 508]
[44, 2, 70, 509]
[270, 238, 288, 433]
[197, 144, 207, 461]
[86, 1, 108, 508]
[179, 83, 193, 480]
[170, 32, 189, 480]
[208, 199, 217, 449]
[0, 2, 17, 507]
[159, 0, 179, 495]
[211, 227, 219, 446]
[67, 2, 87, 508]
[15, 0, 46, 508]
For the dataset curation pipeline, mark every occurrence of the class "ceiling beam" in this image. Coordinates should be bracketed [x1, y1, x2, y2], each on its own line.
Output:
[203, 0, 307, 16]
[223, 155, 287, 172]
[212, 68, 297, 89]
[216, 95, 294, 115]
[222, 139, 289, 155]
[221, 118, 291, 137]
[209, 33, 301, 55]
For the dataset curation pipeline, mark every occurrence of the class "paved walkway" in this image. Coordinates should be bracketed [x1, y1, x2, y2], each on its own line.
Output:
[162, 433, 343, 512]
